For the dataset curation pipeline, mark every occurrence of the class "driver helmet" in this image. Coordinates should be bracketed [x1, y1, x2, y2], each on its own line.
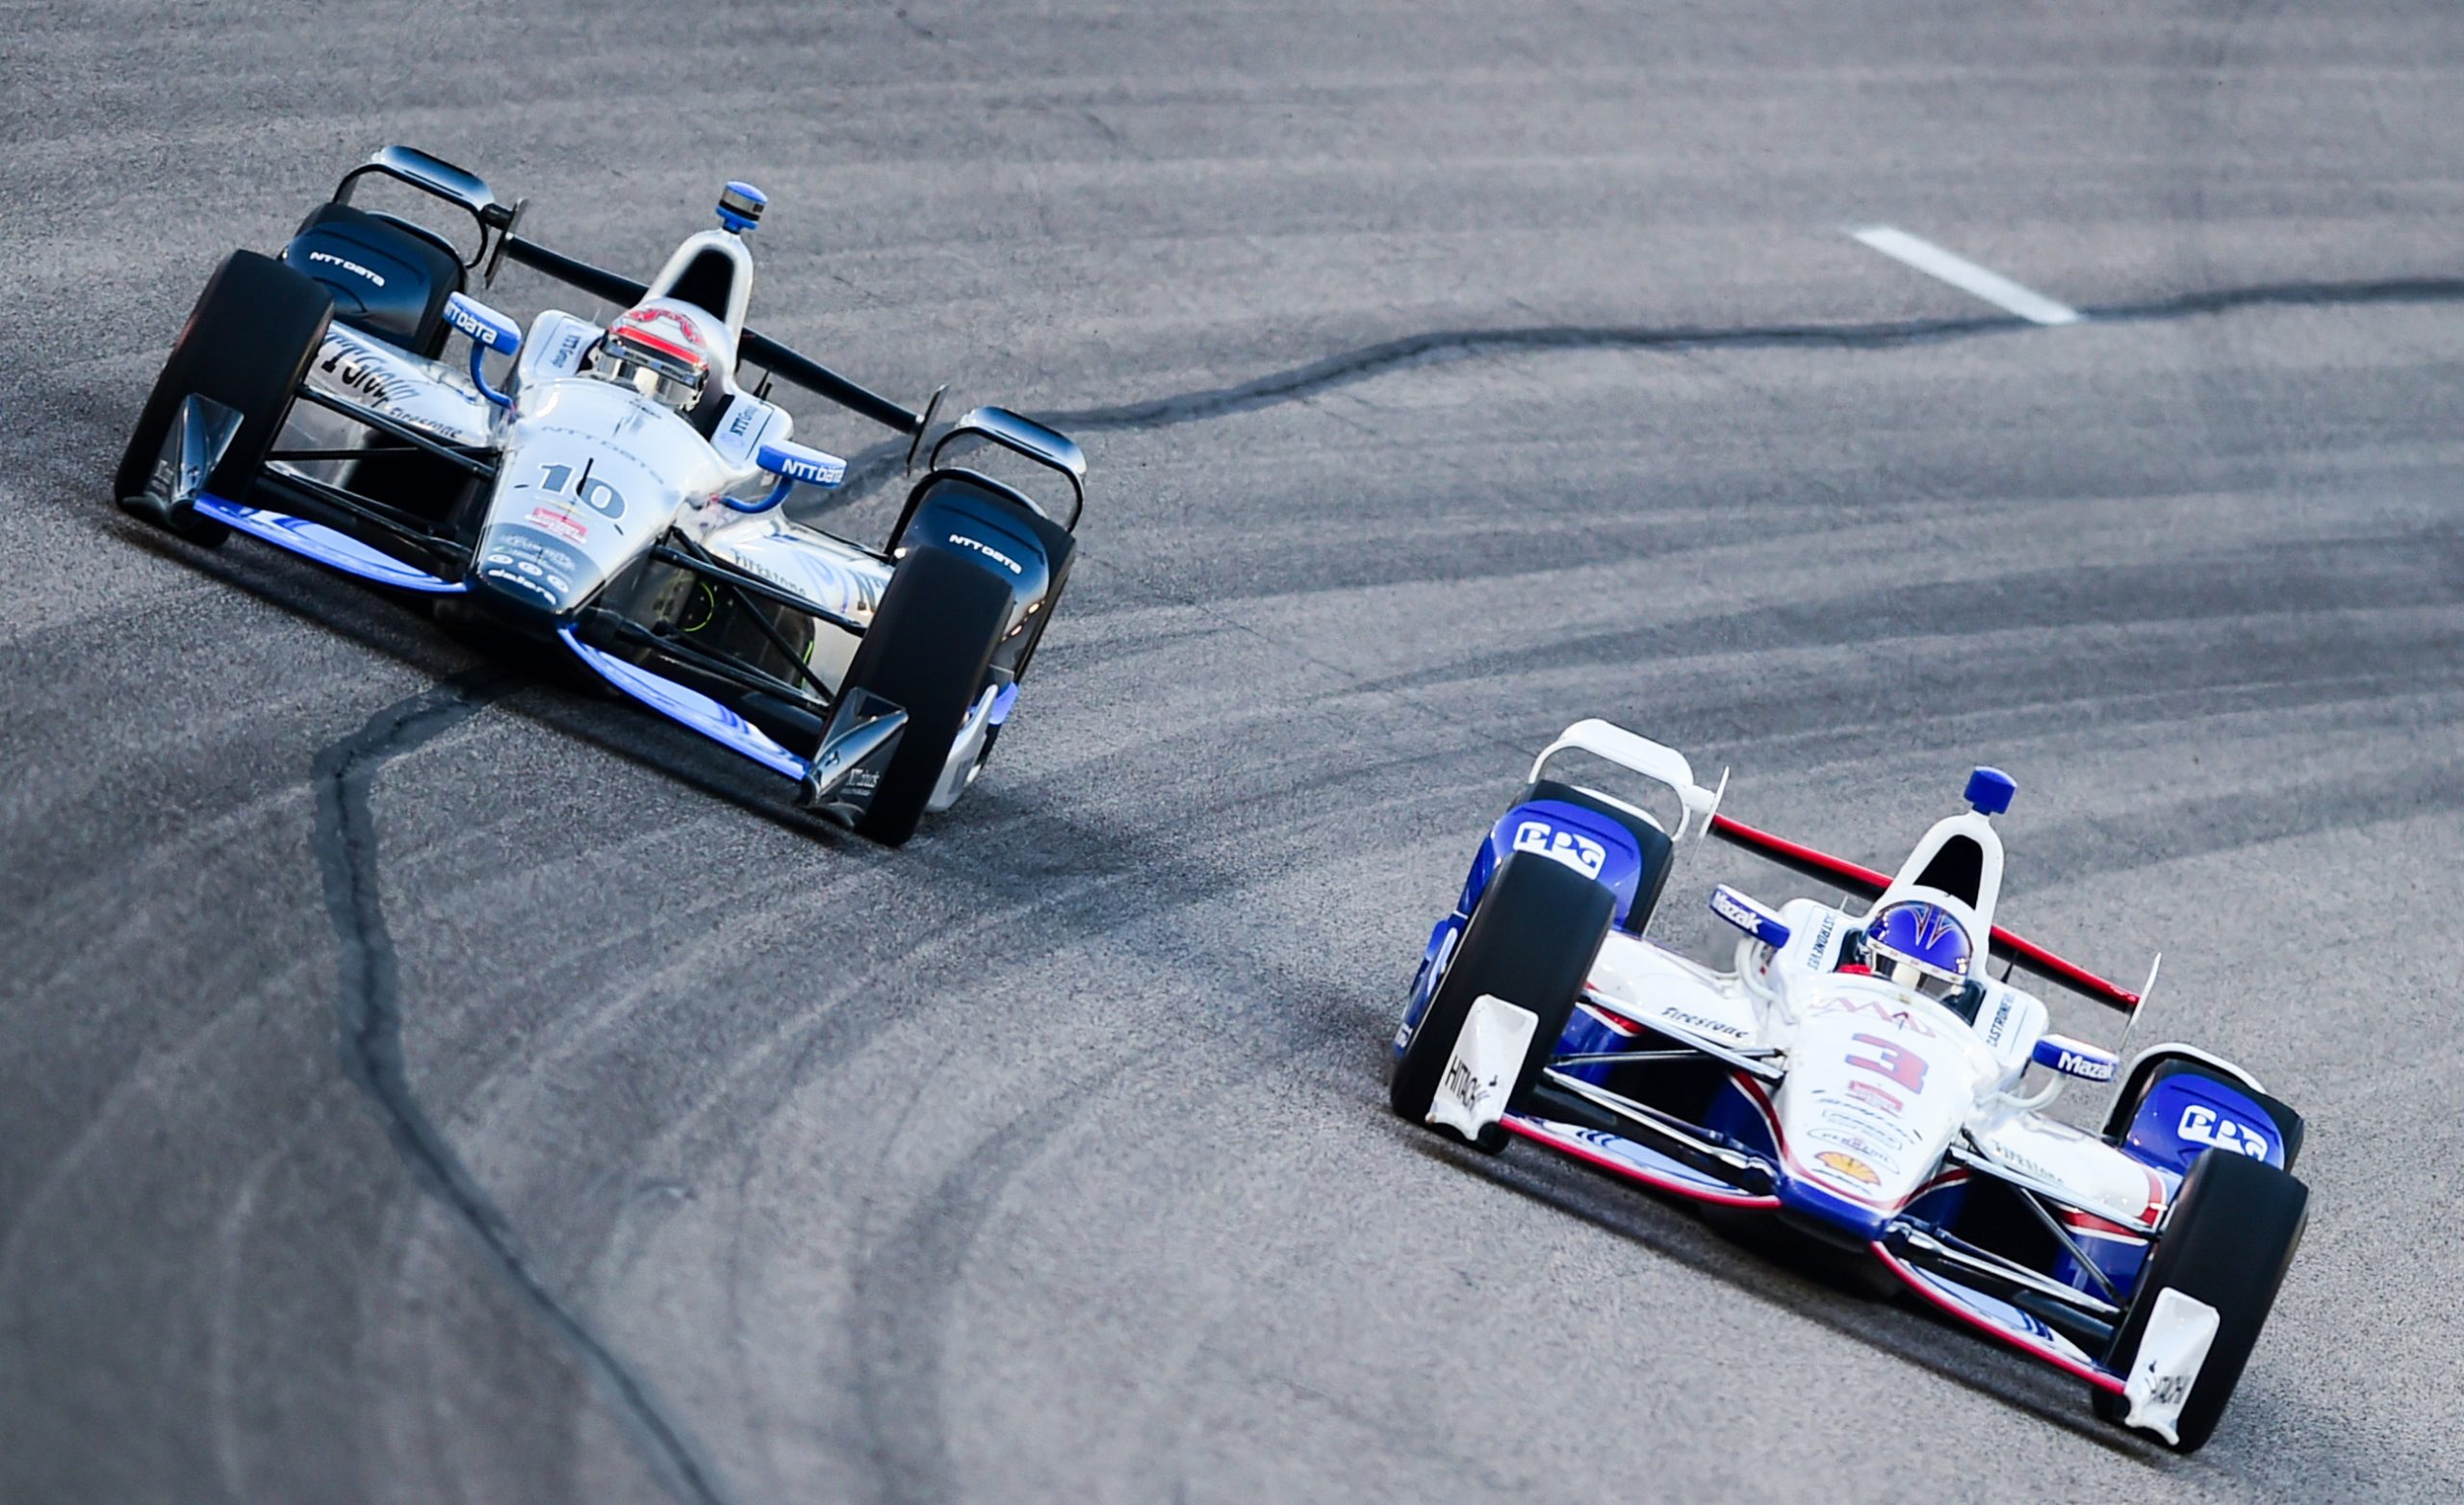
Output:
[590, 304, 715, 413]
[1861, 899, 1973, 1001]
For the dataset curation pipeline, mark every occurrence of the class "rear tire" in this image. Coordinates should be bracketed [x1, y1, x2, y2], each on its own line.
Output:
[2095, 1148, 2308, 1452]
[836, 546, 1015, 846]
[116, 251, 334, 540]
[1389, 852, 1614, 1143]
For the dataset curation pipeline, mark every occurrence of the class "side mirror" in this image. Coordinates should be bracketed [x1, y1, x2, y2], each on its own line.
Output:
[926, 405, 1087, 528]
[1709, 884, 1791, 949]
[443, 293, 522, 408]
[2031, 1033, 2118, 1083]
[730, 439, 849, 513]
[340, 146, 511, 227]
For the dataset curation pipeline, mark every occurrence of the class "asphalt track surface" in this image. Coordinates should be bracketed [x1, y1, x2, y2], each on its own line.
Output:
[6, 3, 2464, 1501]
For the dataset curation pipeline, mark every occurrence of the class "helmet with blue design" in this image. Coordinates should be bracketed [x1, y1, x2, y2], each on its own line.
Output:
[1862, 897, 1973, 1001]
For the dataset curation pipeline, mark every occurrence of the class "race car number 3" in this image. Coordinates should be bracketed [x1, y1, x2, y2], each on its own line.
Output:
[1847, 1033, 1928, 1092]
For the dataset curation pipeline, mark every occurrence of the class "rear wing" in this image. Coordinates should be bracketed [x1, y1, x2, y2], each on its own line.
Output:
[495, 235, 926, 436]
[1707, 812, 2145, 1013]
[319, 144, 928, 434]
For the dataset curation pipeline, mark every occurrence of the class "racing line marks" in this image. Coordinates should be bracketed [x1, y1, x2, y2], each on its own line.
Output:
[798, 268, 2464, 520]
[1019, 268, 2464, 434]
[1850, 226, 2085, 326]
[312, 670, 741, 1505]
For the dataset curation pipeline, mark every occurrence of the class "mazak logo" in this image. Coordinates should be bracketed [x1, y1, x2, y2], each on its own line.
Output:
[308, 250, 385, 286]
[948, 534, 1023, 574]
[2056, 1048, 2117, 1083]
[2178, 1105, 2272, 1160]
[1709, 889, 1759, 932]
[1511, 820, 1605, 879]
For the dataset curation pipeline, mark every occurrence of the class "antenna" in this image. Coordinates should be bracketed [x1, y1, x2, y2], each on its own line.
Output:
[2108, 952, 2160, 1114]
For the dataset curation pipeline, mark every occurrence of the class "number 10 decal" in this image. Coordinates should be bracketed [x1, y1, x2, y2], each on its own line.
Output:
[1847, 1033, 1928, 1092]
[537, 462, 627, 520]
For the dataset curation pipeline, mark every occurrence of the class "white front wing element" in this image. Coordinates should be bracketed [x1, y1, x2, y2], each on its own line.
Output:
[1426, 994, 1538, 1141]
[2123, 1288, 2221, 1445]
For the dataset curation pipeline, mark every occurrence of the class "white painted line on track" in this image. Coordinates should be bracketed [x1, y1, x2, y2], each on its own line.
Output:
[1850, 226, 2084, 326]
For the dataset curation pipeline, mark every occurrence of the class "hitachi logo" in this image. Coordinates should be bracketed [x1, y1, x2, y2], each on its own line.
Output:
[308, 250, 385, 286]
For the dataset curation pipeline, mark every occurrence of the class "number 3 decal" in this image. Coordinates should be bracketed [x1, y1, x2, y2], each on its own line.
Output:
[1847, 1033, 1928, 1092]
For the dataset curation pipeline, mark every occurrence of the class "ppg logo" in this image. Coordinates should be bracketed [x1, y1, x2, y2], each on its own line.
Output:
[2179, 1104, 2272, 1160]
[1511, 820, 1605, 879]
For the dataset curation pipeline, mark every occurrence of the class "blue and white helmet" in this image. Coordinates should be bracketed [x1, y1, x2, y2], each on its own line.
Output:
[1864, 899, 1973, 1000]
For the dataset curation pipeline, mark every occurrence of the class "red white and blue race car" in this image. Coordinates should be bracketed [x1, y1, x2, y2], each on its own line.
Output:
[1389, 721, 2309, 1451]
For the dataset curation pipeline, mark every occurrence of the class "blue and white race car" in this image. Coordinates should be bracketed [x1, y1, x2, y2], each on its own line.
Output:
[117, 146, 1087, 844]
[1389, 721, 2309, 1451]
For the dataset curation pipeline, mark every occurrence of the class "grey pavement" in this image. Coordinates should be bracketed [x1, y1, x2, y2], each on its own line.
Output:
[4, 2, 2461, 1500]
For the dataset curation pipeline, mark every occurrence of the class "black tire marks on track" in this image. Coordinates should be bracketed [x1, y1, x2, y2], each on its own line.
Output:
[313, 670, 742, 1505]
[266, 256, 2464, 1504]
[797, 268, 2464, 519]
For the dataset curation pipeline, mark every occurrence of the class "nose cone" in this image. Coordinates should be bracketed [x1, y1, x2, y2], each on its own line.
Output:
[471, 523, 594, 624]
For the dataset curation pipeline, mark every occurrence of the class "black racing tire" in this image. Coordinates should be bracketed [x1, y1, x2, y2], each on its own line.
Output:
[2094, 1148, 2309, 1452]
[837, 545, 1015, 846]
[1516, 778, 1677, 931]
[1389, 852, 1614, 1145]
[116, 250, 334, 540]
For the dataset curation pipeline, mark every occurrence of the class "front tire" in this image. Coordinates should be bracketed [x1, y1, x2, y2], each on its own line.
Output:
[1390, 852, 1614, 1143]
[116, 250, 334, 541]
[2096, 1148, 2308, 1452]
[835, 546, 1016, 846]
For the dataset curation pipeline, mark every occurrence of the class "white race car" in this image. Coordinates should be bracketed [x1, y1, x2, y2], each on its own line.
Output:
[118, 146, 1086, 844]
[1389, 721, 2308, 1451]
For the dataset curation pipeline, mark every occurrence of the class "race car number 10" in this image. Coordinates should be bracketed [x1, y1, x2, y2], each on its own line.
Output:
[537, 462, 626, 519]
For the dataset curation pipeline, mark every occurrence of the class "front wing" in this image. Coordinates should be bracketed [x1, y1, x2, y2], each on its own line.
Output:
[136, 391, 910, 818]
[1483, 1026, 2147, 1403]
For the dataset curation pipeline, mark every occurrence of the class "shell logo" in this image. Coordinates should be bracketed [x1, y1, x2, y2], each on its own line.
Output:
[1813, 1150, 1881, 1187]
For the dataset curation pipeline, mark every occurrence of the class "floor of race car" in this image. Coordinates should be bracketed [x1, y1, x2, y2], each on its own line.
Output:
[6, 2, 2462, 1502]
